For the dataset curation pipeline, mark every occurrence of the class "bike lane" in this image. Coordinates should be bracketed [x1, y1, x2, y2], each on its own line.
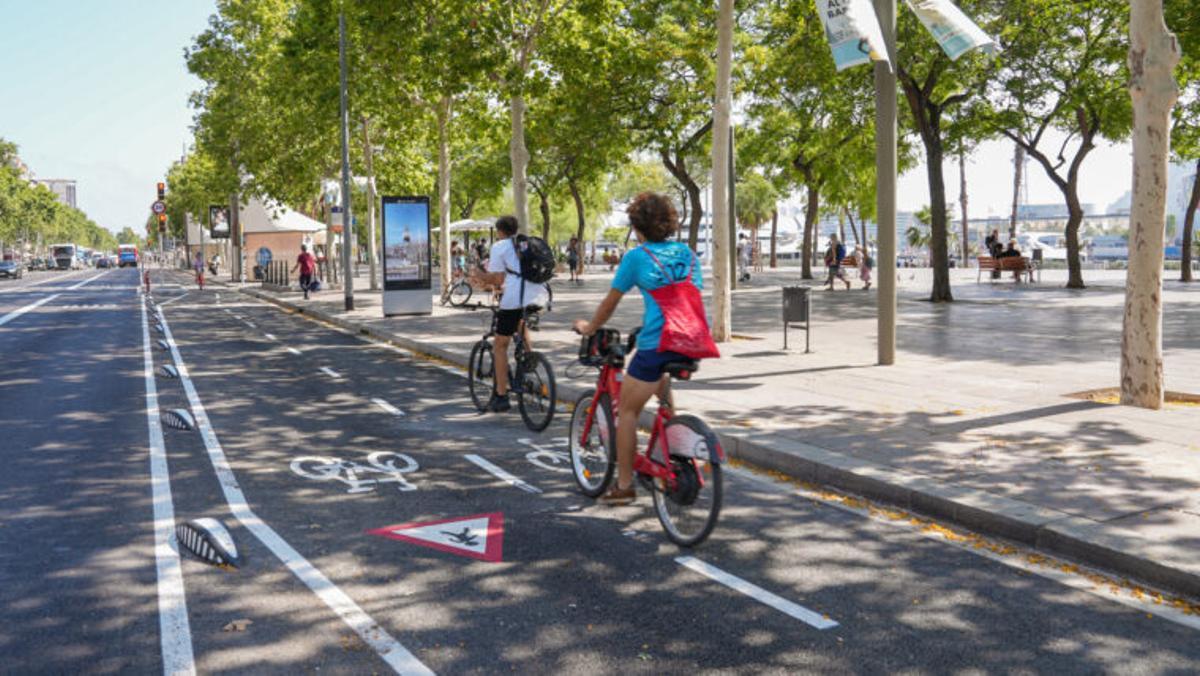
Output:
[155, 288, 1200, 672]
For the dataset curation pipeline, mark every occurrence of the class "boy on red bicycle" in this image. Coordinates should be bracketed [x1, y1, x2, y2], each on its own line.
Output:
[573, 192, 717, 505]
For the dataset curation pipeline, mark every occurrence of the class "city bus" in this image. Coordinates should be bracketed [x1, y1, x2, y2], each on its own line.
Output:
[51, 243, 81, 270]
[117, 244, 139, 268]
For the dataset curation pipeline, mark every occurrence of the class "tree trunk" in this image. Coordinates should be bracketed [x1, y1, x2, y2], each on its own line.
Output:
[1181, 159, 1198, 283]
[361, 116, 379, 291]
[1010, 143, 1023, 238]
[1064, 195, 1085, 288]
[769, 207, 778, 268]
[846, 209, 859, 245]
[437, 97, 453, 289]
[1121, 2, 1179, 409]
[709, 0, 733, 342]
[677, 185, 689, 239]
[509, 93, 530, 234]
[801, 183, 818, 279]
[924, 142, 953, 302]
[959, 147, 969, 265]
[660, 148, 704, 251]
[538, 189, 551, 241]
[837, 210, 846, 243]
[569, 178, 586, 245]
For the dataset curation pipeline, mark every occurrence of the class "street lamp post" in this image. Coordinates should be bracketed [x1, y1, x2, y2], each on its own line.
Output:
[338, 12, 355, 311]
[874, 0, 897, 366]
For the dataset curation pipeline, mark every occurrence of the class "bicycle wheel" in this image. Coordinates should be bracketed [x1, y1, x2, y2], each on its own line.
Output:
[449, 280, 472, 307]
[516, 350, 556, 432]
[468, 340, 494, 412]
[568, 392, 615, 497]
[652, 415, 724, 547]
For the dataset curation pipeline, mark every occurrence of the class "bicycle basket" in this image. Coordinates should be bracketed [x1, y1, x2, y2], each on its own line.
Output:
[579, 328, 621, 366]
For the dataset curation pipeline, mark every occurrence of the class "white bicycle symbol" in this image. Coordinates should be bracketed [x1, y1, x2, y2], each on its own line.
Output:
[519, 437, 570, 473]
[290, 451, 419, 494]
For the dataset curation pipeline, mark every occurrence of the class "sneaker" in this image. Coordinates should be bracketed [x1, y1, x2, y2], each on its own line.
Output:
[489, 393, 511, 413]
[598, 484, 636, 506]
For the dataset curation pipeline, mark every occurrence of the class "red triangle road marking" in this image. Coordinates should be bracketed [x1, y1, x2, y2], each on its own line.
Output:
[366, 512, 504, 562]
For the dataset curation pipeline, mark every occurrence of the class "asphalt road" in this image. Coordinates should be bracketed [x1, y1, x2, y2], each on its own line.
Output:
[2, 266, 1198, 674]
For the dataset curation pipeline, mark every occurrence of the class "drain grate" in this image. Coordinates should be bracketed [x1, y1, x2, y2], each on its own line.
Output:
[175, 518, 241, 568]
[160, 364, 179, 379]
[161, 408, 195, 430]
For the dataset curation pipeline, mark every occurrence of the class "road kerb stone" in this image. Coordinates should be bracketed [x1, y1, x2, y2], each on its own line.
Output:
[239, 285, 1200, 600]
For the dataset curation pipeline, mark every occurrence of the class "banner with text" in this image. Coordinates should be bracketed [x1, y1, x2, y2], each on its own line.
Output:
[816, 0, 891, 71]
[906, 0, 998, 60]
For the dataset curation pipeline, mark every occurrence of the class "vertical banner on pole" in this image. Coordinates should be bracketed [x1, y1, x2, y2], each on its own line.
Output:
[381, 196, 433, 316]
[815, 0, 891, 71]
[905, 0, 997, 60]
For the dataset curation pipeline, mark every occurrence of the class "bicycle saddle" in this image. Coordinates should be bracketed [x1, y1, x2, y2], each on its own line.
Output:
[663, 359, 699, 380]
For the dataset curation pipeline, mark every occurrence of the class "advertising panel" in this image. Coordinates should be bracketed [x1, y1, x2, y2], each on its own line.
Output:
[209, 205, 231, 239]
[381, 196, 433, 315]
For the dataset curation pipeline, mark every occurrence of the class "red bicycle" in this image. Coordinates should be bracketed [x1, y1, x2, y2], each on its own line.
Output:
[568, 327, 725, 546]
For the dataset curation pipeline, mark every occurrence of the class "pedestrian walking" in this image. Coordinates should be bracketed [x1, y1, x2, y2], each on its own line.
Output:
[737, 233, 751, 282]
[193, 250, 205, 290]
[292, 244, 317, 300]
[858, 246, 873, 290]
[567, 236, 581, 284]
[823, 235, 850, 290]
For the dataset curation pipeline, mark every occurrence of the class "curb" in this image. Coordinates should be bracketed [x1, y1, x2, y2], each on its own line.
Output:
[239, 286, 1200, 600]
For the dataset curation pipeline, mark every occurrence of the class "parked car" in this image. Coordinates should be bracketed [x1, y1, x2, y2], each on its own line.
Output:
[27, 257, 46, 271]
[0, 259, 24, 279]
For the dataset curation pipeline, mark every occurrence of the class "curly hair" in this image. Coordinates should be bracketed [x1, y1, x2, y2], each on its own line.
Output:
[626, 192, 678, 243]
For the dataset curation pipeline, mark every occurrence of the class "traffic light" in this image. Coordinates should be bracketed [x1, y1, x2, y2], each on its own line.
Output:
[158, 213, 167, 233]
[157, 182, 166, 200]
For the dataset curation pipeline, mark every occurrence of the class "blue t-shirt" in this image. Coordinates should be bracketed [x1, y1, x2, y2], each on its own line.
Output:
[611, 241, 703, 352]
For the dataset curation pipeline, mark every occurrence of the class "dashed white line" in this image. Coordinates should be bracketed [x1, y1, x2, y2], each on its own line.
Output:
[0, 293, 61, 327]
[264, 333, 277, 341]
[138, 290, 196, 675]
[152, 304, 432, 675]
[371, 397, 404, 416]
[67, 271, 109, 289]
[286, 346, 302, 356]
[319, 366, 342, 379]
[464, 454, 542, 494]
[675, 556, 839, 630]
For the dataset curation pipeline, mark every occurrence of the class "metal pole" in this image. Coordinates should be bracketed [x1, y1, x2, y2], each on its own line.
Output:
[709, 0, 734, 342]
[199, 212, 205, 280]
[874, 0, 897, 366]
[338, 12, 355, 311]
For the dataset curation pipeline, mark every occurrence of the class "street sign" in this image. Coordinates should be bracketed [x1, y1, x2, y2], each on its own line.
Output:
[367, 512, 504, 562]
[151, 201, 166, 215]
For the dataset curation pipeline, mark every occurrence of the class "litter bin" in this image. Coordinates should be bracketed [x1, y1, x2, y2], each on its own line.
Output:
[782, 286, 811, 352]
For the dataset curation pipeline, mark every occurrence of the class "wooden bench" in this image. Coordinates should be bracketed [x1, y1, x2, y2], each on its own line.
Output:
[976, 255, 998, 282]
[998, 255, 1035, 283]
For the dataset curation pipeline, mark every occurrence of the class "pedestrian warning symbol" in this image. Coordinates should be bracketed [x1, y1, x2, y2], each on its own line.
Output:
[367, 512, 503, 562]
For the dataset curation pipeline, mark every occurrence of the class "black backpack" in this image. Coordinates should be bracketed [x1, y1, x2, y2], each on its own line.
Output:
[512, 234, 556, 284]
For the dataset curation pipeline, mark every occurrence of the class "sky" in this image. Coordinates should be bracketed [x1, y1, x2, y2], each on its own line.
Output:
[0, 1, 1145, 237]
[0, 0, 215, 235]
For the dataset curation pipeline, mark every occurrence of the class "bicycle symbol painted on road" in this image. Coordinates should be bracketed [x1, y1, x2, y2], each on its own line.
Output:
[519, 437, 570, 473]
[289, 451, 419, 494]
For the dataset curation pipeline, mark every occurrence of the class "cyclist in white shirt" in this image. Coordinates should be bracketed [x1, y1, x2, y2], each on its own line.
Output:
[470, 216, 549, 412]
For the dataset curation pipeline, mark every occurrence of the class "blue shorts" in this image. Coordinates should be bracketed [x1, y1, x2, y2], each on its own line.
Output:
[627, 349, 691, 383]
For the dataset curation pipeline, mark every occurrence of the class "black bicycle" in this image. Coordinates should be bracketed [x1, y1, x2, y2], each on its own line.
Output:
[468, 304, 557, 432]
[440, 273, 473, 307]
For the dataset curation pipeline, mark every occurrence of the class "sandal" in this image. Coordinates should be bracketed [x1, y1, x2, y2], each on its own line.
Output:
[599, 484, 636, 506]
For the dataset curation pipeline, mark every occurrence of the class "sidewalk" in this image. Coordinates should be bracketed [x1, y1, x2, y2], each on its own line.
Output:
[233, 265, 1200, 598]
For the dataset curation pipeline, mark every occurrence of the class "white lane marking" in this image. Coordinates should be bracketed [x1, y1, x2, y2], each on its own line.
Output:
[243, 320, 257, 329]
[153, 305, 432, 675]
[67, 271, 109, 289]
[464, 454, 542, 494]
[371, 398, 404, 416]
[724, 467, 1200, 633]
[319, 366, 342, 379]
[157, 293, 190, 307]
[264, 333, 277, 341]
[0, 293, 61, 327]
[286, 346, 302, 356]
[222, 308, 233, 314]
[138, 290, 196, 675]
[675, 556, 838, 630]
